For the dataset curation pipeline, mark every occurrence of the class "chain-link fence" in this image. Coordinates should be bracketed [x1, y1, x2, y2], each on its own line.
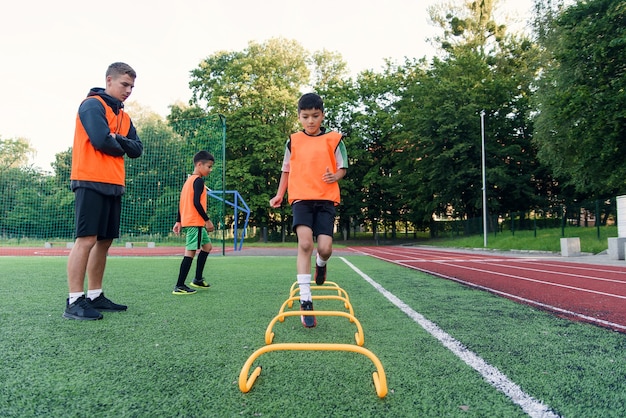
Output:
[429, 197, 616, 240]
[0, 116, 225, 253]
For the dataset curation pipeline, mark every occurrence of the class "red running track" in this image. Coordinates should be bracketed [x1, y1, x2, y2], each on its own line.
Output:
[350, 246, 626, 333]
[0, 246, 235, 257]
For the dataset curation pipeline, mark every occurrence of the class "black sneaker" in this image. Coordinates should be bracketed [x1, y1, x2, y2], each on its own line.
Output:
[88, 293, 128, 312]
[62, 296, 103, 320]
[300, 300, 317, 328]
[190, 278, 211, 289]
[315, 264, 327, 285]
[172, 284, 197, 295]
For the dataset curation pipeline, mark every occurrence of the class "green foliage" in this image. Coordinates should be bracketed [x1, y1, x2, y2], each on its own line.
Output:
[123, 116, 225, 237]
[0, 166, 68, 239]
[0, 136, 33, 170]
[428, 224, 616, 254]
[429, 0, 507, 54]
[0, 116, 224, 242]
[353, 68, 407, 235]
[533, 0, 626, 196]
[188, 38, 348, 231]
[397, 37, 543, 223]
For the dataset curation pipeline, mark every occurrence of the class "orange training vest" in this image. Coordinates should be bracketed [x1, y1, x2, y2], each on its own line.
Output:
[287, 131, 342, 205]
[179, 174, 208, 227]
[70, 95, 130, 186]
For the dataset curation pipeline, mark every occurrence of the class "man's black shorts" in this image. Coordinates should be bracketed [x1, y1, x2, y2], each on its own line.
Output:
[74, 188, 121, 239]
[292, 200, 336, 238]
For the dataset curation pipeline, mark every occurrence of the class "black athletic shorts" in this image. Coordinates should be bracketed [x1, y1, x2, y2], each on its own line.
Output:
[291, 200, 336, 238]
[74, 188, 122, 239]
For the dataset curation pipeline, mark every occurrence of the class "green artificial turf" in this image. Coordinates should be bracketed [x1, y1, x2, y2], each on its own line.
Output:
[1, 255, 625, 417]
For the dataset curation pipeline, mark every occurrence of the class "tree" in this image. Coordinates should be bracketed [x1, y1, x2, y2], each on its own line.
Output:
[0, 137, 50, 239]
[189, 38, 351, 237]
[50, 149, 72, 188]
[310, 49, 349, 88]
[532, 0, 626, 197]
[0, 166, 51, 238]
[428, 0, 507, 54]
[0, 137, 34, 171]
[312, 57, 362, 239]
[345, 66, 407, 239]
[123, 115, 201, 237]
[396, 0, 546, 230]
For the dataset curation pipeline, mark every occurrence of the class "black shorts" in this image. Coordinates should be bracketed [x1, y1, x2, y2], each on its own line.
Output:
[74, 188, 122, 240]
[292, 200, 336, 238]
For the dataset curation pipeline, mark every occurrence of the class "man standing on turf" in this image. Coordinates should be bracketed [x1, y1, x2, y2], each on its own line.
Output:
[269, 93, 348, 328]
[63, 62, 143, 320]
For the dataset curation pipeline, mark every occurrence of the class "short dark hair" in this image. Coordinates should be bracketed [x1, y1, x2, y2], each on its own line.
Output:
[298, 93, 324, 113]
[106, 62, 136, 79]
[194, 150, 215, 164]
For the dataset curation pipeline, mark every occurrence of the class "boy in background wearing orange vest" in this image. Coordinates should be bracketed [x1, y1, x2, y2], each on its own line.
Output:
[64, 62, 143, 320]
[269, 93, 348, 328]
[172, 151, 215, 295]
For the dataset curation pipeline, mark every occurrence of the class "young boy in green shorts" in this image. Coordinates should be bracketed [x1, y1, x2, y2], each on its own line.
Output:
[269, 93, 348, 327]
[172, 150, 215, 295]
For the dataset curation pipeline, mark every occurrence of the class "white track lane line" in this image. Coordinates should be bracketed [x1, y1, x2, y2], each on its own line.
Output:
[352, 249, 626, 330]
[358, 249, 626, 300]
[406, 262, 626, 332]
[395, 261, 626, 301]
[340, 257, 560, 418]
[453, 260, 626, 286]
[508, 260, 626, 280]
[361, 247, 626, 278]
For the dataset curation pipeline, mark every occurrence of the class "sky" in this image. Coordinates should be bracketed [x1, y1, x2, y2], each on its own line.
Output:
[0, 0, 534, 171]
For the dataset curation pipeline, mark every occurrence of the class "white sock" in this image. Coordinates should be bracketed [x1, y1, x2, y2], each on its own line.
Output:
[69, 292, 84, 304]
[87, 289, 103, 301]
[316, 253, 327, 267]
[297, 274, 312, 301]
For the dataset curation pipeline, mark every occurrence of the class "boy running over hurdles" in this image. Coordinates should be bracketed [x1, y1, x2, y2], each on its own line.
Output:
[172, 151, 215, 295]
[269, 93, 348, 328]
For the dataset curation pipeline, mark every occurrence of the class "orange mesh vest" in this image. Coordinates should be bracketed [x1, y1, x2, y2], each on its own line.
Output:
[287, 131, 342, 205]
[70, 95, 130, 186]
[179, 174, 207, 227]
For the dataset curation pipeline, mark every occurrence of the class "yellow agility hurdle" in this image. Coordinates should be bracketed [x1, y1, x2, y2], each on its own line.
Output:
[278, 295, 354, 318]
[265, 309, 365, 346]
[239, 343, 388, 398]
[287, 281, 349, 308]
[239, 281, 387, 398]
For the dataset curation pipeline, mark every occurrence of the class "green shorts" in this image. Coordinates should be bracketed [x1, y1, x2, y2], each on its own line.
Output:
[183, 226, 211, 251]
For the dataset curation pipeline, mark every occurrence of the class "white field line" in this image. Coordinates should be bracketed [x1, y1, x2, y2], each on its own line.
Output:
[340, 257, 560, 418]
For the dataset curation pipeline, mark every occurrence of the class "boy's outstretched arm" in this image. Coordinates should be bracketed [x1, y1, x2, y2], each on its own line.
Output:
[269, 171, 289, 208]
